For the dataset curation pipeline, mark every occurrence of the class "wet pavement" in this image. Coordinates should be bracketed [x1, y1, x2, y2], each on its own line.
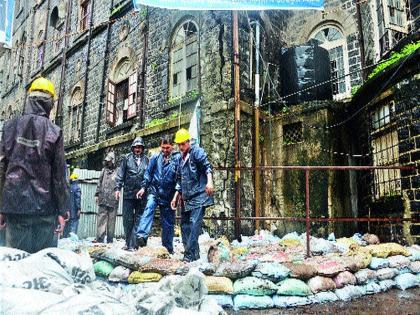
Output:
[228, 288, 420, 315]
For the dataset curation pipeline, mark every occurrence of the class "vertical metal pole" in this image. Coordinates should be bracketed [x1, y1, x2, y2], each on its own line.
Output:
[254, 21, 261, 231]
[355, 1, 366, 81]
[305, 169, 311, 257]
[233, 11, 241, 241]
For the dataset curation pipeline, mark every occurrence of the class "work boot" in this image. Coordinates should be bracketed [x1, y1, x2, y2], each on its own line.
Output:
[137, 237, 147, 248]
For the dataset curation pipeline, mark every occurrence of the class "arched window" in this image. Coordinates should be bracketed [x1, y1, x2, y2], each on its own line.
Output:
[51, 4, 65, 53]
[106, 56, 137, 126]
[169, 20, 199, 99]
[68, 87, 83, 143]
[310, 25, 350, 98]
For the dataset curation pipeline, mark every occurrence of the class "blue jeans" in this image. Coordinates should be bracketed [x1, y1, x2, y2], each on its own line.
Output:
[63, 218, 79, 238]
[122, 199, 144, 247]
[181, 206, 204, 261]
[136, 194, 175, 252]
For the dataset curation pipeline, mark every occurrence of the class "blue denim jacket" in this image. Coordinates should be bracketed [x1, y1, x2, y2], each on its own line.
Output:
[175, 144, 214, 211]
[143, 151, 179, 206]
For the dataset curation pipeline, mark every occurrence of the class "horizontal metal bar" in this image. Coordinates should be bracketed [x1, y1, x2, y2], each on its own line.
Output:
[215, 165, 418, 171]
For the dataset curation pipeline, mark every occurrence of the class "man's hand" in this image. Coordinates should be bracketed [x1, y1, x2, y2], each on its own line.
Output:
[64, 211, 70, 222]
[95, 196, 98, 204]
[55, 215, 66, 235]
[136, 188, 145, 199]
[205, 173, 214, 196]
[115, 190, 120, 201]
[0, 213, 6, 229]
[77, 209, 81, 219]
[171, 192, 179, 211]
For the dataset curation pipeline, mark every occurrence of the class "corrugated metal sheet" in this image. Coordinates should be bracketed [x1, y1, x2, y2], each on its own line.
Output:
[74, 168, 124, 239]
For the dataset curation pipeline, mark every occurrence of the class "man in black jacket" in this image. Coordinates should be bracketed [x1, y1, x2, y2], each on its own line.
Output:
[115, 137, 148, 250]
[0, 77, 70, 253]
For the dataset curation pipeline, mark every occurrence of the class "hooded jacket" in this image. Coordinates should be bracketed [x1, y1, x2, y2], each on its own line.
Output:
[95, 152, 118, 208]
[0, 91, 69, 216]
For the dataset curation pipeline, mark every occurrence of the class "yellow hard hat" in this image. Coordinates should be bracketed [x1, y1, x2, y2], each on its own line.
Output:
[69, 173, 78, 180]
[28, 77, 56, 99]
[174, 128, 190, 144]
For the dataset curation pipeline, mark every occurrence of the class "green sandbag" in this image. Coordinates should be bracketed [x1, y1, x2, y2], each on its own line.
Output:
[93, 260, 114, 277]
[277, 278, 312, 296]
[233, 276, 278, 296]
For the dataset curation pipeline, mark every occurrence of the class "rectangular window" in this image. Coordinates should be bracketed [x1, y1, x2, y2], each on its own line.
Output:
[79, 0, 91, 31]
[283, 122, 303, 145]
[115, 79, 129, 125]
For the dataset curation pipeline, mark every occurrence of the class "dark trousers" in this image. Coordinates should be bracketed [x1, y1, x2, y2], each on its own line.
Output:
[181, 206, 204, 261]
[5, 214, 56, 253]
[122, 198, 144, 248]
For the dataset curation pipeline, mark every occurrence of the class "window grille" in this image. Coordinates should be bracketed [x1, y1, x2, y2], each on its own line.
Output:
[283, 122, 303, 145]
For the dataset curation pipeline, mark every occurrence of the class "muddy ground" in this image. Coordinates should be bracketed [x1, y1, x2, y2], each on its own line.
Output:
[227, 288, 420, 315]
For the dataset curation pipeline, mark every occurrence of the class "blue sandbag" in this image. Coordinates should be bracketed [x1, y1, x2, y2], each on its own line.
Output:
[233, 295, 274, 310]
[210, 294, 234, 308]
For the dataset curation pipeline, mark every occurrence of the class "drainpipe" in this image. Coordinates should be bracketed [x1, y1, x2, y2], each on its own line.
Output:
[139, 11, 149, 128]
[41, 0, 51, 71]
[355, 1, 366, 81]
[253, 20, 261, 232]
[95, 0, 114, 142]
[56, 0, 73, 127]
[80, 0, 95, 145]
[233, 11, 241, 241]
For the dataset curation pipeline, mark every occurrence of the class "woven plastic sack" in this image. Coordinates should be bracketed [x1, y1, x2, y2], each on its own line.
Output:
[388, 255, 411, 269]
[333, 271, 357, 288]
[378, 279, 396, 292]
[307, 276, 336, 293]
[210, 294, 234, 308]
[283, 262, 317, 280]
[128, 271, 162, 283]
[198, 296, 225, 315]
[231, 247, 248, 257]
[136, 246, 170, 259]
[315, 259, 345, 277]
[207, 237, 231, 263]
[409, 261, 420, 273]
[398, 267, 411, 275]
[205, 276, 233, 294]
[108, 266, 130, 283]
[139, 258, 188, 275]
[214, 261, 256, 280]
[279, 239, 301, 247]
[336, 237, 359, 250]
[354, 269, 376, 285]
[94, 260, 114, 278]
[233, 276, 278, 296]
[251, 262, 290, 282]
[115, 254, 151, 270]
[407, 246, 420, 261]
[273, 295, 311, 308]
[362, 233, 380, 245]
[394, 273, 420, 290]
[309, 291, 339, 304]
[309, 237, 338, 255]
[233, 295, 274, 310]
[0, 247, 30, 261]
[334, 285, 365, 301]
[366, 243, 410, 258]
[369, 257, 389, 270]
[364, 281, 381, 294]
[277, 278, 312, 296]
[375, 268, 398, 280]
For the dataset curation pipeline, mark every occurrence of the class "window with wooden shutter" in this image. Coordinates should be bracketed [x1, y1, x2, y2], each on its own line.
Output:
[127, 71, 137, 119]
[106, 80, 116, 125]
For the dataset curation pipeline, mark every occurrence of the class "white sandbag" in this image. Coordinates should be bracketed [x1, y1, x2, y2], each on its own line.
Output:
[333, 271, 357, 288]
[398, 267, 411, 275]
[198, 296, 226, 315]
[407, 246, 420, 261]
[394, 273, 420, 290]
[375, 268, 398, 280]
[273, 295, 312, 308]
[233, 295, 274, 310]
[37, 248, 95, 284]
[173, 269, 208, 309]
[40, 292, 136, 314]
[0, 287, 64, 314]
[309, 237, 339, 255]
[0, 252, 74, 293]
[309, 291, 339, 304]
[0, 247, 30, 261]
[334, 285, 365, 301]
[364, 281, 381, 294]
[307, 276, 336, 293]
[369, 257, 389, 270]
[251, 262, 290, 282]
[137, 294, 175, 315]
[408, 261, 420, 273]
[108, 266, 131, 283]
[354, 269, 377, 285]
[170, 307, 202, 315]
[388, 255, 411, 269]
[210, 295, 234, 308]
[378, 279, 396, 292]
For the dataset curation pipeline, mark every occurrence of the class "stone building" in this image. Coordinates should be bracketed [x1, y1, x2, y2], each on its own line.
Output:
[0, 0, 418, 241]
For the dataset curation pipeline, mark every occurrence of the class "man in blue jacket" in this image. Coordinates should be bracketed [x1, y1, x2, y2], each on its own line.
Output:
[171, 129, 214, 262]
[135, 137, 179, 253]
[115, 137, 149, 250]
[64, 173, 81, 237]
